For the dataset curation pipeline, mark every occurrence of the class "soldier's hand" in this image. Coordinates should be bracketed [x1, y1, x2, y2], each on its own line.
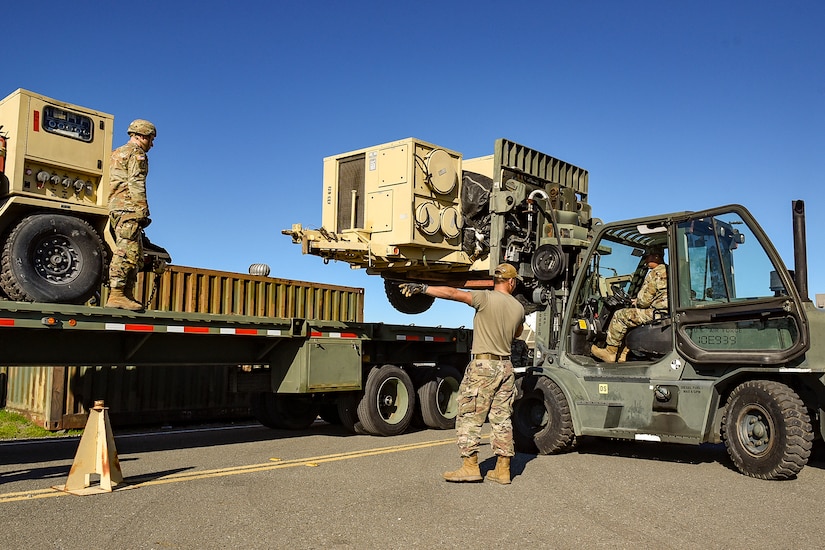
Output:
[399, 283, 428, 297]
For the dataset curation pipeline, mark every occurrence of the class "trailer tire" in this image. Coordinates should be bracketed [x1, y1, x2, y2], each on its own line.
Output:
[250, 393, 279, 429]
[721, 380, 813, 480]
[336, 392, 363, 434]
[512, 375, 576, 454]
[319, 402, 342, 425]
[252, 393, 320, 430]
[357, 365, 415, 436]
[418, 366, 462, 430]
[1, 214, 105, 304]
[384, 279, 435, 314]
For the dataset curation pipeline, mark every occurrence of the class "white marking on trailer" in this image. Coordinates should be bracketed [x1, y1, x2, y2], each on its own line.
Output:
[267, 329, 283, 336]
[779, 368, 812, 373]
[167, 326, 185, 333]
[635, 434, 661, 442]
[105, 323, 126, 331]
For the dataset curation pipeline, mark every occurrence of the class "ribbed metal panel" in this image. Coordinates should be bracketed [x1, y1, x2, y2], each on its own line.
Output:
[3, 266, 365, 429]
[123, 264, 363, 321]
[495, 138, 589, 197]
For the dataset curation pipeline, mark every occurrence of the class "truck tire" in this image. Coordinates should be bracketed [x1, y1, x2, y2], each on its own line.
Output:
[1, 214, 105, 304]
[252, 392, 320, 430]
[357, 364, 415, 436]
[336, 392, 369, 434]
[512, 375, 576, 454]
[721, 380, 813, 480]
[417, 366, 462, 430]
[384, 279, 435, 314]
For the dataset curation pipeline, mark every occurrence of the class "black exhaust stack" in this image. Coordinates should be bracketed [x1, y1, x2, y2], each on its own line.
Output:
[792, 200, 810, 302]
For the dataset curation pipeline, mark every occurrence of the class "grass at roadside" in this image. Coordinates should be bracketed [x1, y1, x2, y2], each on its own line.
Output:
[0, 409, 83, 439]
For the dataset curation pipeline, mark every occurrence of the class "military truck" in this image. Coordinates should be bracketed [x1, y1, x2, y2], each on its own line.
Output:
[0, 89, 168, 305]
[286, 137, 825, 479]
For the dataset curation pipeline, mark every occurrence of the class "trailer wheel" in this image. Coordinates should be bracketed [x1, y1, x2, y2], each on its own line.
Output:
[319, 402, 342, 425]
[721, 380, 813, 480]
[250, 393, 279, 429]
[357, 365, 415, 436]
[336, 392, 363, 433]
[512, 375, 576, 454]
[1, 214, 105, 303]
[384, 279, 435, 314]
[418, 366, 462, 430]
[252, 393, 320, 430]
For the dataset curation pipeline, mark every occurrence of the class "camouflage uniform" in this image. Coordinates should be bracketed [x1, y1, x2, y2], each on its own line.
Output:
[606, 263, 668, 347]
[456, 357, 516, 457]
[108, 140, 150, 289]
[455, 288, 525, 458]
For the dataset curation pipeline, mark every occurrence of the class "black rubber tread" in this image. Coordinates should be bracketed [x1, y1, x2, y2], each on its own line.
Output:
[357, 364, 415, 436]
[418, 366, 462, 430]
[319, 402, 342, 425]
[384, 279, 435, 314]
[251, 393, 319, 430]
[512, 375, 576, 454]
[1, 214, 105, 303]
[250, 393, 279, 429]
[336, 392, 363, 434]
[721, 379, 813, 480]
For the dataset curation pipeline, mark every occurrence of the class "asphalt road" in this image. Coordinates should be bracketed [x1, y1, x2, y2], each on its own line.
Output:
[1, 421, 824, 549]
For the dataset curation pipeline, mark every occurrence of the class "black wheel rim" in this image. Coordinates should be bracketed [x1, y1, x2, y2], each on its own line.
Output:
[32, 234, 81, 284]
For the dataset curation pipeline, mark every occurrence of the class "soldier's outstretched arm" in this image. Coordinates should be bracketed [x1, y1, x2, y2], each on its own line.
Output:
[426, 285, 473, 306]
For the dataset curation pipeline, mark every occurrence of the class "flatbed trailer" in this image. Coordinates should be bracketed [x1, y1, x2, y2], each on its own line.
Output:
[0, 301, 471, 436]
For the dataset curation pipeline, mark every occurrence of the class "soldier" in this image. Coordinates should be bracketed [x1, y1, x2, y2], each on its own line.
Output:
[105, 119, 157, 311]
[400, 263, 525, 484]
[591, 249, 668, 362]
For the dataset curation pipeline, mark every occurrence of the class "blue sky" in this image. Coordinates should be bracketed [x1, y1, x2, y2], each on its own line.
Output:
[5, 1, 824, 327]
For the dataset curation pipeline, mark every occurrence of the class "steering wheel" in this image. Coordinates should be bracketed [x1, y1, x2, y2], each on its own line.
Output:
[610, 285, 633, 307]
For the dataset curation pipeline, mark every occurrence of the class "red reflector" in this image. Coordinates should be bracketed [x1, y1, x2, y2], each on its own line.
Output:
[33, 110, 40, 132]
[404, 335, 421, 341]
[235, 328, 258, 335]
[341, 333, 358, 338]
[125, 324, 154, 332]
[310, 331, 323, 337]
[183, 326, 209, 333]
[0, 319, 14, 326]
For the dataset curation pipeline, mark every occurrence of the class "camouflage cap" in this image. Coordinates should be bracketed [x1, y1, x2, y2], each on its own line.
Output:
[494, 262, 521, 281]
[127, 119, 157, 137]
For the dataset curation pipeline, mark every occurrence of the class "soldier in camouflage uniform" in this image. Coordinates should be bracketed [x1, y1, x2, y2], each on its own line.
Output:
[400, 263, 525, 484]
[592, 249, 668, 362]
[105, 119, 157, 311]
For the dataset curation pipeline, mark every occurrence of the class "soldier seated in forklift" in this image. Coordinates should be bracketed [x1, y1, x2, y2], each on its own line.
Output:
[591, 248, 668, 363]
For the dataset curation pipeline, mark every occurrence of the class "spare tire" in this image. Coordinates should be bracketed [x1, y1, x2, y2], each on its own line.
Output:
[1, 214, 105, 303]
[384, 279, 435, 314]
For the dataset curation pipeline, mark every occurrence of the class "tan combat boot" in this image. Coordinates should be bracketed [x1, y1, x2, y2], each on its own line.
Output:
[591, 344, 619, 363]
[617, 346, 629, 363]
[485, 456, 511, 485]
[443, 454, 482, 482]
[105, 288, 144, 312]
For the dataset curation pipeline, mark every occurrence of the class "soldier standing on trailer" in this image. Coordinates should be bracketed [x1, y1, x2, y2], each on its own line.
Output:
[400, 263, 525, 484]
[105, 119, 157, 311]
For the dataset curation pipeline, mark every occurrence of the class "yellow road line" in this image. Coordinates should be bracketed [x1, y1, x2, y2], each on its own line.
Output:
[0, 436, 460, 504]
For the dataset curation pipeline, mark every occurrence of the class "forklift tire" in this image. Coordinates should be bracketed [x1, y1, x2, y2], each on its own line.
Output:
[721, 380, 813, 480]
[418, 366, 462, 430]
[357, 364, 415, 436]
[1, 214, 105, 304]
[512, 375, 576, 454]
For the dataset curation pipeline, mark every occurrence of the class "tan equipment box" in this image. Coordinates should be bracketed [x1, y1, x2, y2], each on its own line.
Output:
[0, 88, 113, 214]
